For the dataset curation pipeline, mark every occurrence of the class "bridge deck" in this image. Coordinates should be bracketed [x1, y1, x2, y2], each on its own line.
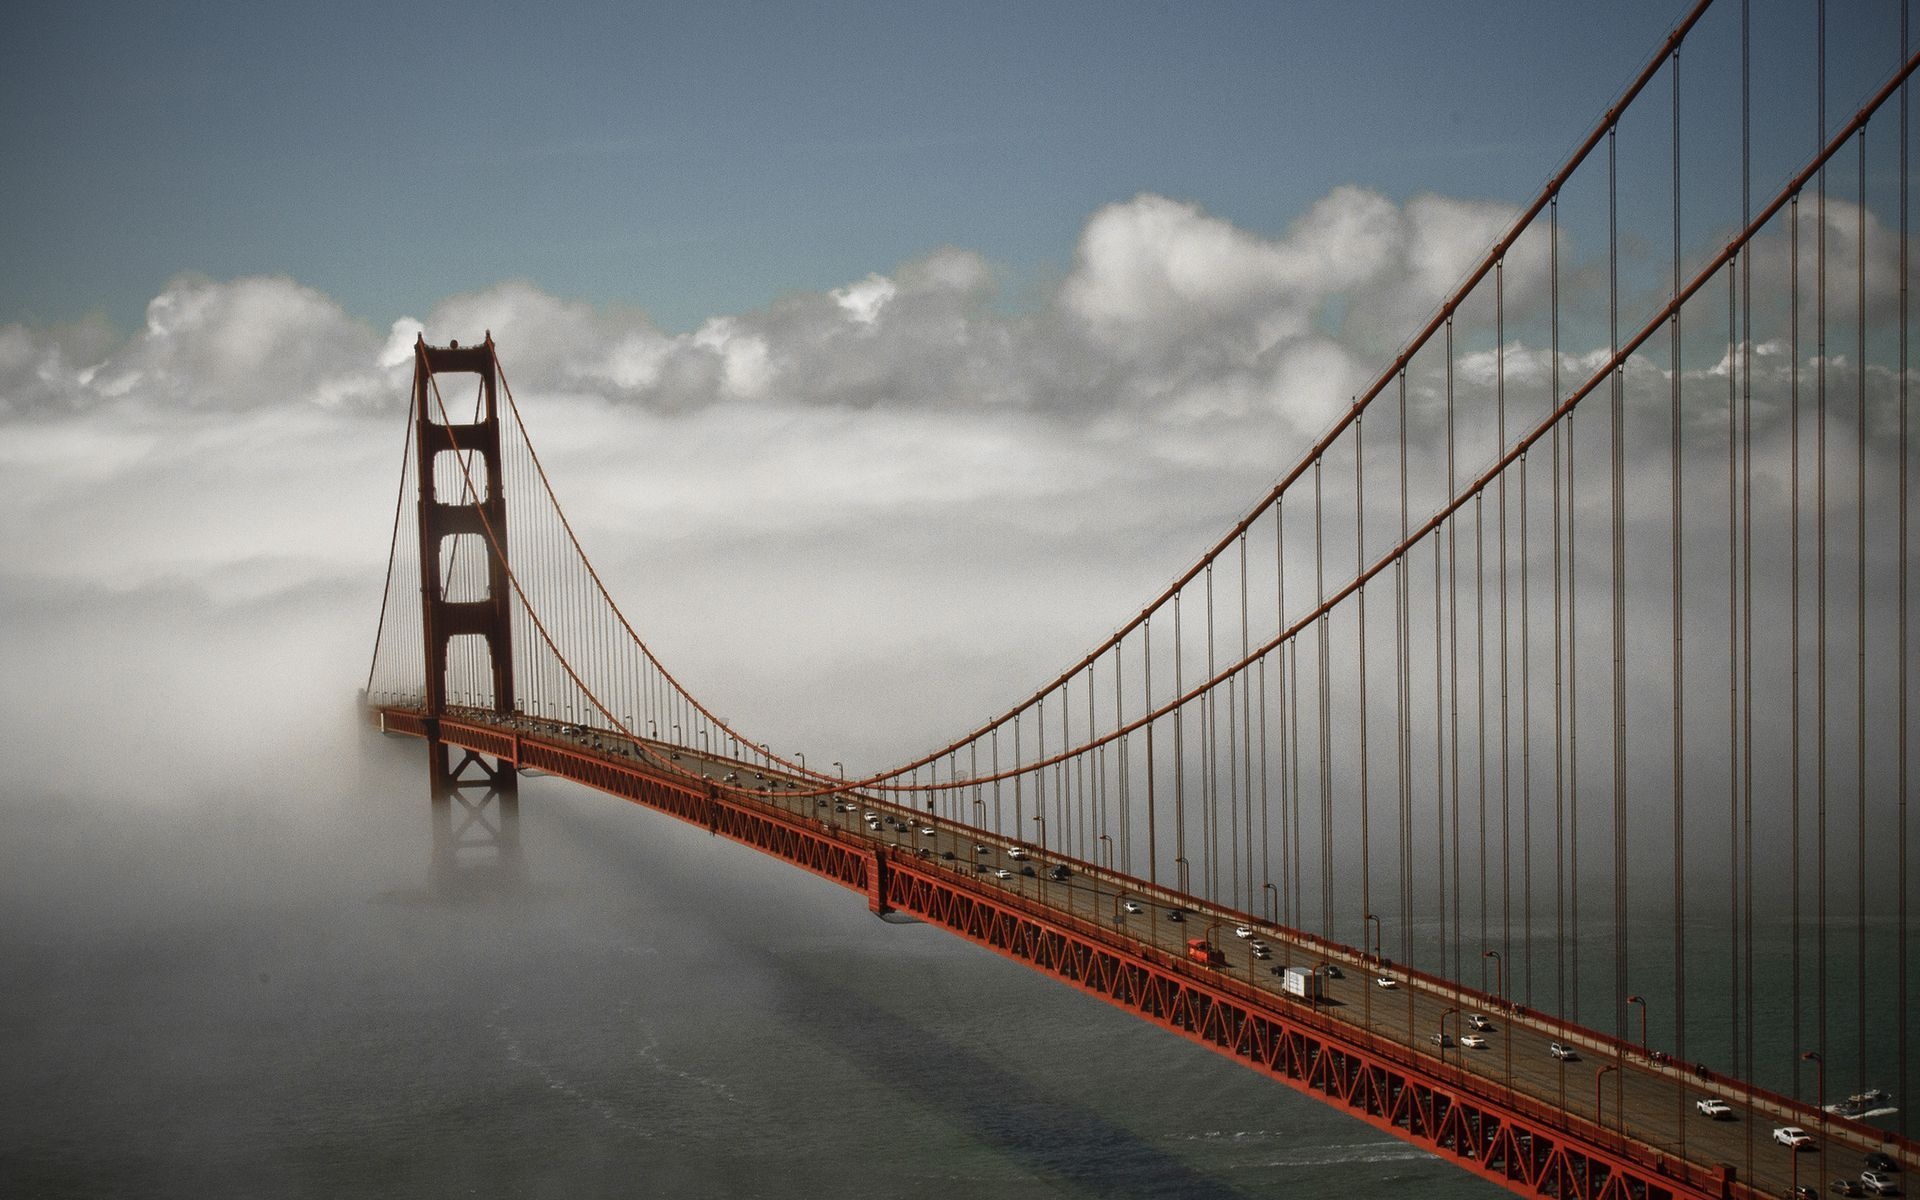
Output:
[376, 706, 1912, 1200]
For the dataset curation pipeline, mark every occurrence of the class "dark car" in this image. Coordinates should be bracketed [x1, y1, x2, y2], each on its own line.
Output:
[1047, 865, 1070, 881]
[1166, 909, 1186, 922]
[1865, 1154, 1900, 1174]
[1832, 1181, 1865, 1197]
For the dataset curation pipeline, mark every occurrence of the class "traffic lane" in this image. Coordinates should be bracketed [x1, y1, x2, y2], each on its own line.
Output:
[518, 726, 1903, 1191]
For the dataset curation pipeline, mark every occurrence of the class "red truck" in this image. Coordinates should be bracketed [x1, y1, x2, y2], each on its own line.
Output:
[1187, 938, 1225, 967]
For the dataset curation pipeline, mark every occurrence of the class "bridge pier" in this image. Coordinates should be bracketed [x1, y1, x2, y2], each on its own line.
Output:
[426, 726, 523, 896]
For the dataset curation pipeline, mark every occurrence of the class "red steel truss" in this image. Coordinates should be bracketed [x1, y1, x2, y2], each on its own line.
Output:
[376, 707, 1783, 1200]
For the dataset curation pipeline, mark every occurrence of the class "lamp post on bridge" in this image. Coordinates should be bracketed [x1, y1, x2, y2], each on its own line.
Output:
[1802, 1050, 1824, 1123]
[1262, 882, 1279, 931]
[1364, 913, 1383, 964]
[1482, 949, 1504, 1011]
[1175, 855, 1191, 897]
[1595, 1064, 1619, 1142]
[647, 719, 657, 739]
[1098, 833, 1114, 871]
[697, 729, 709, 757]
[1626, 994, 1647, 1056]
[1439, 1006, 1459, 1061]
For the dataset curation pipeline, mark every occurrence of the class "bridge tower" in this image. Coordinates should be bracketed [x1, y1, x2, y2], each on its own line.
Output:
[412, 333, 522, 891]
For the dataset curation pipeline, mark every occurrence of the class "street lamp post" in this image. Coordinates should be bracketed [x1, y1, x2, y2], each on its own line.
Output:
[1098, 833, 1114, 870]
[1626, 995, 1647, 1055]
[647, 719, 657, 738]
[1439, 1006, 1459, 1060]
[795, 752, 806, 772]
[1263, 882, 1278, 925]
[1596, 1064, 1619, 1139]
[1175, 855, 1190, 896]
[1364, 913, 1383, 963]
[1482, 949, 1504, 1010]
[1802, 1050, 1824, 1123]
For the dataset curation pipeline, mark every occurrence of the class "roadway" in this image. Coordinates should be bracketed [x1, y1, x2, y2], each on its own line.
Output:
[440, 709, 1911, 1199]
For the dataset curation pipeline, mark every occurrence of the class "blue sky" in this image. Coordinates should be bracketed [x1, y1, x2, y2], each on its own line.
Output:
[11, 0, 1875, 336]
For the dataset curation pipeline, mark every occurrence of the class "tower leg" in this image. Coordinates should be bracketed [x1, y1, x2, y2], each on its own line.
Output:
[427, 737, 524, 897]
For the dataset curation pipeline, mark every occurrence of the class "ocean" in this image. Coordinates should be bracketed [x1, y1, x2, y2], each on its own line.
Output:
[1, 729, 1511, 1199]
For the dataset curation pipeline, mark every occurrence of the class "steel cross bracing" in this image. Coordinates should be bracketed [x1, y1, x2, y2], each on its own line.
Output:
[374, 705, 1909, 1200]
[365, 3, 1920, 1197]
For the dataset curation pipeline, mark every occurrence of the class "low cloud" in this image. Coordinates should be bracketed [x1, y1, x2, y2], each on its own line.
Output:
[2, 184, 1909, 797]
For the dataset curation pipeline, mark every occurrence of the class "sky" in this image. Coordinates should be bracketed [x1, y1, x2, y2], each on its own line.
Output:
[2, 0, 1913, 807]
[9, 0, 1874, 337]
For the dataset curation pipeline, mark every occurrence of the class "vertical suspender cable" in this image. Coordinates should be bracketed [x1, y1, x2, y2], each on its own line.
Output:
[1611, 120, 1630, 1041]
[1853, 125, 1867, 1096]
[1792, 188, 1805, 1101]
[1400, 370, 1414, 965]
[1316, 457, 1333, 939]
[1448, 316, 1464, 982]
[1816, 0, 1830, 1086]
[1739, 4, 1756, 1173]
[1240, 533, 1254, 912]
[1899, 0, 1912, 1140]
[1357, 415, 1372, 948]
[1144, 622, 1156, 886]
[1669, 45, 1688, 1083]
[1175, 594, 1186, 891]
[1497, 260, 1514, 981]
[1551, 191, 1568, 1020]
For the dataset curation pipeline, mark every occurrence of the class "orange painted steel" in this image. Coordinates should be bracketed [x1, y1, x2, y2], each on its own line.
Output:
[377, 705, 1791, 1200]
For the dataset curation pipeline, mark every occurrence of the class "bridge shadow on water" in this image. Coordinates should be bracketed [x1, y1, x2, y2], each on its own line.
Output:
[764, 949, 1260, 1200]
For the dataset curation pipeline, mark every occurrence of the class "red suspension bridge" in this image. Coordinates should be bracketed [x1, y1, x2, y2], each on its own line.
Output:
[366, 4, 1918, 1197]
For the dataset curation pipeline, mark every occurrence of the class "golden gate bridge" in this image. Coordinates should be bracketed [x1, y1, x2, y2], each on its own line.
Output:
[365, 3, 1917, 1196]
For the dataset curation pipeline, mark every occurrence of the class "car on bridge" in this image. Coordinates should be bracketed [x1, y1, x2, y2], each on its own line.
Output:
[1006, 846, 1029, 860]
[1859, 1170, 1900, 1195]
[993, 868, 1014, 880]
[1831, 1181, 1865, 1197]
[1773, 1126, 1814, 1150]
[1429, 1033, 1454, 1048]
[1122, 900, 1144, 914]
[1375, 975, 1397, 989]
[1468, 1013, 1494, 1031]
[1863, 1153, 1900, 1174]
[1695, 1097, 1734, 1120]
[1166, 909, 1186, 922]
[1234, 925, 1254, 939]
[1549, 1042, 1578, 1061]
[1459, 1034, 1488, 1049]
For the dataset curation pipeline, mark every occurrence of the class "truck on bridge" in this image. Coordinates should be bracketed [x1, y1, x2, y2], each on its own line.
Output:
[1279, 965, 1322, 1000]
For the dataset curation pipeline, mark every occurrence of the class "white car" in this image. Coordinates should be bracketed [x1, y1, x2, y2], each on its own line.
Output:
[919, 825, 937, 836]
[1549, 1042, 1578, 1061]
[1773, 1126, 1814, 1149]
[993, 868, 1014, 880]
[1122, 900, 1144, 914]
[1006, 846, 1029, 860]
[1459, 1034, 1488, 1049]
[1468, 1014, 1494, 1031]
[1375, 975, 1398, 989]
[1234, 926, 1255, 939]
[1695, 1097, 1734, 1120]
